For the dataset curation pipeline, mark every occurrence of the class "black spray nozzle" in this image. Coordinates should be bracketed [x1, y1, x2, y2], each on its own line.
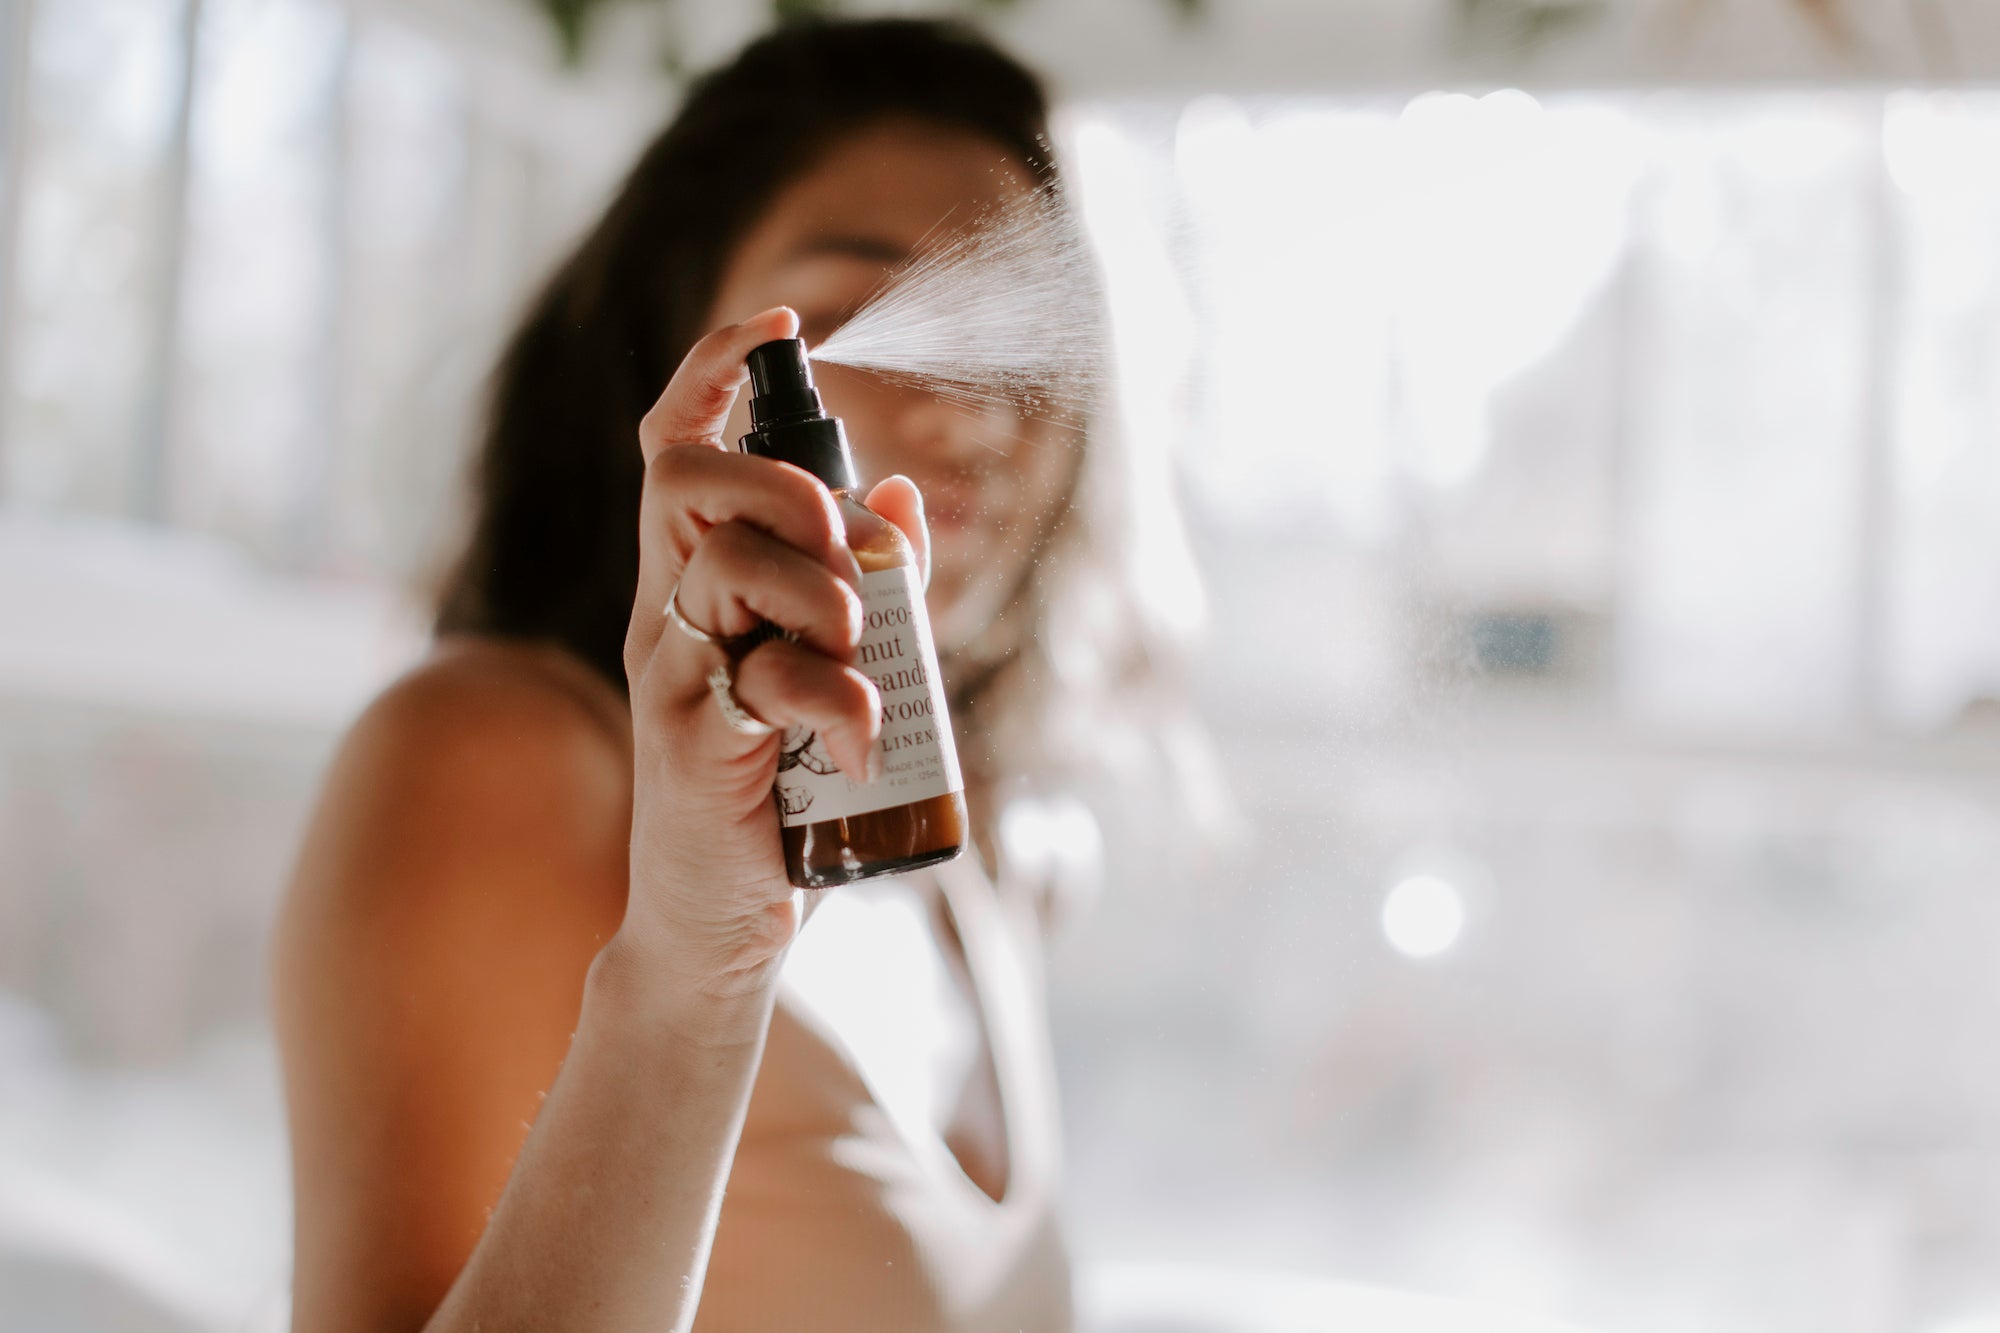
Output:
[739, 338, 856, 491]
[745, 338, 824, 429]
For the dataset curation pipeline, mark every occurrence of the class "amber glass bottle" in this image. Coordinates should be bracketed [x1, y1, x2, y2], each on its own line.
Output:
[740, 339, 967, 889]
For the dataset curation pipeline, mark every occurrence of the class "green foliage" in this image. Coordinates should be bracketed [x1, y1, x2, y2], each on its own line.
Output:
[1452, 0, 1607, 56]
[530, 0, 609, 64]
[521, 0, 1207, 68]
[771, 0, 833, 24]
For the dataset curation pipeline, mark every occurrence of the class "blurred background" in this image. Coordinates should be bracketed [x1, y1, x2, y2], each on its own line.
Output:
[4, 1, 1999, 1330]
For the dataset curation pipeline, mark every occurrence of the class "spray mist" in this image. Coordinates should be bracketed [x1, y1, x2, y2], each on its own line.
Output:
[739, 338, 967, 889]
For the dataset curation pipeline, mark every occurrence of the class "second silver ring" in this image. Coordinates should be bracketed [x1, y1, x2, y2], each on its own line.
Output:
[667, 582, 777, 738]
[706, 661, 777, 737]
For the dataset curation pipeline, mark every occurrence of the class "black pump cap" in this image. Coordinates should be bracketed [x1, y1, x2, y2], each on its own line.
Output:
[740, 338, 857, 491]
[746, 339, 823, 425]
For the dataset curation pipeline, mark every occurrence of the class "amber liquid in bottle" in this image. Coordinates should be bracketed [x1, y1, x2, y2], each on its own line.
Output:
[782, 491, 968, 889]
[737, 338, 966, 890]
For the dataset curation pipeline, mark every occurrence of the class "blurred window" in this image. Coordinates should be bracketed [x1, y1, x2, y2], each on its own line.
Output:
[0, 0, 633, 578]
[1066, 90, 2000, 737]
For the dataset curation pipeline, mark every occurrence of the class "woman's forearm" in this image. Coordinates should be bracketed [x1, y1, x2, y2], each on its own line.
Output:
[423, 932, 777, 1333]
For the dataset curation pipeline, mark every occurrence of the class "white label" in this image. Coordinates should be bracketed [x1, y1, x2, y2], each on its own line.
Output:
[773, 565, 963, 827]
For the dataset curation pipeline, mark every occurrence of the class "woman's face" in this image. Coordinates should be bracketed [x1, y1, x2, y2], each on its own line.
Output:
[705, 120, 1078, 652]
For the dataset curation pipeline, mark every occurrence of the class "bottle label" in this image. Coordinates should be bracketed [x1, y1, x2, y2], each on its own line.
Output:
[773, 565, 964, 828]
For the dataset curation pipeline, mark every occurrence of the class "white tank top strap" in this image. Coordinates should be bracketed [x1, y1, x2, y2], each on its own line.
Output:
[703, 857, 1074, 1332]
[778, 854, 1060, 1210]
[933, 853, 1062, 1200]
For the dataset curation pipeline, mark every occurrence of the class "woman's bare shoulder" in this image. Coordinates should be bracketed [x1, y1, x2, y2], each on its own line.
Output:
[359, 634, 630, 767]
[287, 635, 633, 932]
[277, 638, 635, 1322]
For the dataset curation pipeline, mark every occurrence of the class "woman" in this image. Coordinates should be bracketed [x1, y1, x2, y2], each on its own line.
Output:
[275, 19, 1161, 1332]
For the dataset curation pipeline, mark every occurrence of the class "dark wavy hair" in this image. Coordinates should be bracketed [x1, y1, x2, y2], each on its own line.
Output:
[434, 18, 1056, 691]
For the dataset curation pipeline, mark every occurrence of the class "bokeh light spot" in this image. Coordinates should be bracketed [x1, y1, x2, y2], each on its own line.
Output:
[1381, 874, 1467, 959]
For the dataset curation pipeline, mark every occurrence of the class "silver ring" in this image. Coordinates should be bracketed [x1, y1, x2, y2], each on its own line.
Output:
[664, 581, 720, 646]
[707, 662, 776, 737]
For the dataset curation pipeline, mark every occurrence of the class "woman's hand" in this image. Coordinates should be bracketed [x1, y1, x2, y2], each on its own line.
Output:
[613, 306, 925, 1011]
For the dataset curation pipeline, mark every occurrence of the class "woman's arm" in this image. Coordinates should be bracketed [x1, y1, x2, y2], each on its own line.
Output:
[274, 646, 772, 1333]
[429, 942, 772, 1333]
[277, 307, 922, 1331]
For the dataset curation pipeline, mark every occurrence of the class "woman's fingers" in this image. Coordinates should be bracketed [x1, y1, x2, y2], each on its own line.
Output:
[730, 638, 882, 782]
[638, 307, 798, 461]
[628, 449, 859, 678]
[862, 474, 930, 589]
[627, 306, 846, 678]
[675, 522, 864, 659]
